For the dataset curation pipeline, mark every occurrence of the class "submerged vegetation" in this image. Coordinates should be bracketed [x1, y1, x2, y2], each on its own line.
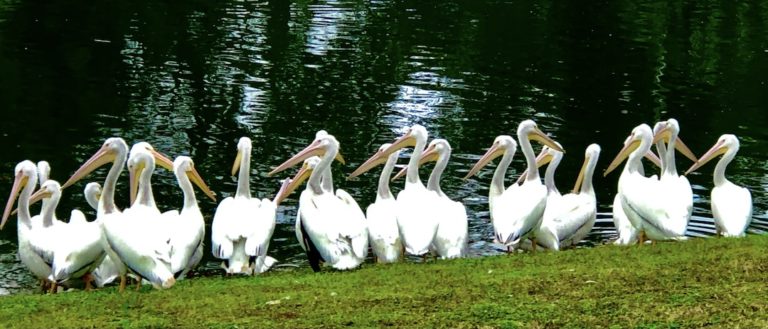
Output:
[0, 235, 766, 328]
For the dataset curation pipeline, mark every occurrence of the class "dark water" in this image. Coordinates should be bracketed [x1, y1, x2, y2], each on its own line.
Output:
[0, 0, 766, 295]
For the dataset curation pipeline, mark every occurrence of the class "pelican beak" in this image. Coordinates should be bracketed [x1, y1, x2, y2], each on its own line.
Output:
[349, 132, 416, 178]
[129, 161, 146, 205]
[187, 166, 217, 202]
[464, 142, 505, 180]
[2, 173, 28, 230]
[391, 143, 439, 181]
[28, 188, 53, 206]
[529, 128, 564, 153]
[62, 144, 117, 189]
[268, 139, 325, 176]
[231, 149, 243, 176]
[684, 139, 727, 175]
[644, 150, 662, 169]
[572, 154, 591, 194]
[652, 125, 697, 162]
[151, 150, 174, 171]
[604, 137, 641, 177]
[273, 163, 313, 205]
[516, 147, 553, 184]
[335, 152, 346, 165]
[272, 178, 292, 207]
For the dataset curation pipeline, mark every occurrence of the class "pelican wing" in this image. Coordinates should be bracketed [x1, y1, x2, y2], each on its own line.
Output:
[547, 193, 596, 247]
[244, 198, 277, 257]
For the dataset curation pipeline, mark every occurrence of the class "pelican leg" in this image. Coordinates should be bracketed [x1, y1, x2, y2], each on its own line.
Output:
[506, 245, 512, 254]
[637, 231, 645, 246]
[83, 273, 94, 291]
[39, 279, 48, 293]
[135, 277, 141, 291]
[531, 238, 537, 253]
[118, 275, 127, 293]
[421, 254, 427, 263]
[48, 281, 57, 294]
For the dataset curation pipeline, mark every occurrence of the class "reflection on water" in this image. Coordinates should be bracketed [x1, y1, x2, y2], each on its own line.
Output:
[0, 0, 767, 295]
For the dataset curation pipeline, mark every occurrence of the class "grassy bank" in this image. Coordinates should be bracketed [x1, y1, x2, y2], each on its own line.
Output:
[1, 235, 766, 329]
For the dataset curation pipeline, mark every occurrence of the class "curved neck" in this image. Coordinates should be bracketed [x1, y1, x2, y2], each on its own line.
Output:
[580, 155, 598, 196]
[101, 149, 127, 216]
[136, 163, 156, 209]
[491, 146, 514, 197]
[655, 139, 667, 174]
[176, 170, 197, 210]
[377, 154, 397, 200]
[236, 148, 251, 198]
[518, 133, 540, 182]
[713, 148, 736, 187]
[544, 154, 561, 194]
[663, 134, 678, 176]
[41, 189, 60, 227]
[406, 136, 427, 185]
[322, 165, 334, 193]
[308, 145, 336, 195]
[626, 138, 652, 175]
[427, 150, 449, 197]
[17, 175, 37, 228]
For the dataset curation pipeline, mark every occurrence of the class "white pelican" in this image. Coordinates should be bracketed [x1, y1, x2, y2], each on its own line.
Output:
[604, 124, 687, 244]
[163, 156, 217, 279]
[28, 180, 105, 290]
[361, 143, 404, 263]
[349, 124, 438, 259]
[61, 137, 175, 291]
[534, 144, 600, 250]
[400, 139, 468, 259]
[465, 120, 564, 251]
[2, 160, 55, 292]
[463, 135, 518, 222]
[611, 149, 662, 245]
[270, 132, 368, 271]
[212, 137, 277, 275]
[645, 119, 697, 241]
[685, 134, 752, 237]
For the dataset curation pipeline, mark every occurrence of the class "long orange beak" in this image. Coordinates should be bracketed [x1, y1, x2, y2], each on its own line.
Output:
[62, 144, 117, 189]
[272, 177, 293, 207]
[464, 142, 505, 180]
[187, 166, 217, 202]
[684, 139, 727, 175]
[604, 137, 641, 177]
[349, 133, 415, 179]
[652, 127, 697, 162]
[2, 173, 28, 230]
[529, 128, 565, 153]
[273, 162, 313, 205]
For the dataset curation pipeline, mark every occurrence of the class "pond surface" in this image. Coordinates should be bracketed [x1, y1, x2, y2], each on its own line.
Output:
[0, 0, 766, 295]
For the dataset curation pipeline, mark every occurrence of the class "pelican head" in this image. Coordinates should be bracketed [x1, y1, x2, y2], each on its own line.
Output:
[604, 124, 653, 176]
[348, 125, 427, 178]
[2, 160, 38, 229]
[29, 180, 62, 205]
[174, 156, 217, 202]
[464, 135, 517, 180]
[573, 143, 601, 193]
[268, 132, 343, 176]
[37, 161, 51, 184]
[392, 138, 450, 180]
[273, 156, 322, 205]
[128, 148, 157, 205]
[231, 137, 252, 176]
[684, 134, 739, 175]
[651, 118, 697, 162]
[518, 120, 565, 153]
[62, 137, 129, 189]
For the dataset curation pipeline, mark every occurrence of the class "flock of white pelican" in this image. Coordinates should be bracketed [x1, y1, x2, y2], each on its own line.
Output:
[0, 118, 753, 293]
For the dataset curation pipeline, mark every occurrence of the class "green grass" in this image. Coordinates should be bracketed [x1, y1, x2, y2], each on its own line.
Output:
[1, 235, 767, 329]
